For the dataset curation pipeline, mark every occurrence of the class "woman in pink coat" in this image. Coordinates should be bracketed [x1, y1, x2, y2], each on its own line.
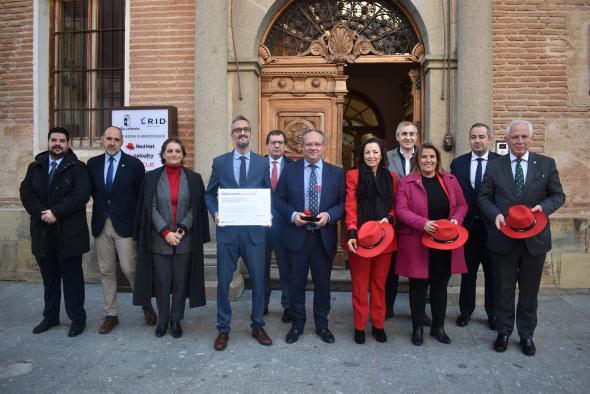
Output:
[395, 142, 468, 346]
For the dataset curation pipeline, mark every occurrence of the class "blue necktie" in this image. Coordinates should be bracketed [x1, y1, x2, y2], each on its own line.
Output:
[106, 156, 114, 193]
[474, 158, 483, 194]
[239, 156, 247, 188]
[308, 164, 319, 216]
[48, 161, 57, 192]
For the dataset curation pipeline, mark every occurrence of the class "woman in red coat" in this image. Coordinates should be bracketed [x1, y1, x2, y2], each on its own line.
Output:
[345, 137, 397, 344]
[395, 142, 468, 346]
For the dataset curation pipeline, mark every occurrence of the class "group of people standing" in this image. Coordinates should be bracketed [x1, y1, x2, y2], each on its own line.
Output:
[19, 115, 564, 357]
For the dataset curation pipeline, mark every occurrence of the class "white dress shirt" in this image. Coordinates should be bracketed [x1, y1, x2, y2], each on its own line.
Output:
[470, 151, 490, 189]
[509, 150, 529, 181]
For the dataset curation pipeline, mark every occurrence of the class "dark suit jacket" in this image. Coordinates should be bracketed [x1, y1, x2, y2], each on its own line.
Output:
[478, 152, 565, 256]
[273, 159, 345, 259]
[267, 155, 293, 231]
[205, 150, 270, 245]
[88, 151, 145, 237]
[450, 151, 500, 230]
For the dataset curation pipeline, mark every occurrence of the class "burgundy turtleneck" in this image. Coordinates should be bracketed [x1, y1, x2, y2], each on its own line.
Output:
[161, 164, 181, 237]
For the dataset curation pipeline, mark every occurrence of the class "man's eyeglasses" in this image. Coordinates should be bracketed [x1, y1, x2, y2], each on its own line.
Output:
[232, 127, 251, 134]
[269, 140, 285, 145]
[303, 142, 323, 148]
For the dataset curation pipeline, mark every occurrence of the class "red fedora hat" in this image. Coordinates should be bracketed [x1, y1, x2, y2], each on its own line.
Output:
[422, 219, 469, 250]
[355, 221, 395, 258]
[500, 205, 547, 239]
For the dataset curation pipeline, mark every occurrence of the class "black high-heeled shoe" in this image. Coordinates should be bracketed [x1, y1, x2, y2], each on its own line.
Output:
[371, 327, 387, 343]
[429, 325, 451, 344]
[411, 325, 423, 346]
[354, 330, 365, 344]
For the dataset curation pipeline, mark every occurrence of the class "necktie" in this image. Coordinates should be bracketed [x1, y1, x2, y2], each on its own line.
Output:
[239, 156, 247, 188]
[271, 160, 279, 190]
[308, 164, 319, 217]
[474, 158, 483, 194]
[515, 158, 525, 197]
[106, 156, 114, 193]
[48, 161, 57, 192]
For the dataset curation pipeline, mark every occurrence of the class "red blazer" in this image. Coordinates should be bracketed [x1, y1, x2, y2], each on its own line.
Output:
[394, 170, 468, 279]
[344, 169, 398, 254]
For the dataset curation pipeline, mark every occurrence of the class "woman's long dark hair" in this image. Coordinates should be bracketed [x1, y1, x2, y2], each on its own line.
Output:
[356, 137, 394, 225]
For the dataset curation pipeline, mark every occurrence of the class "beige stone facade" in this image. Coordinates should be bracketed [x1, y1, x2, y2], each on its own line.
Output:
[0, 0, 588, 291]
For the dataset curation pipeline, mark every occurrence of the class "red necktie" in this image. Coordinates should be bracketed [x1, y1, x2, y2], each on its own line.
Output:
[271, 160, 279, 190]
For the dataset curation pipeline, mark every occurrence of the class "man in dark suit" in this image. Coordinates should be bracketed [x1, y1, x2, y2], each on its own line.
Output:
[205, 115, 272, 351]
[20, 127, 91, 337]
[384, 121, 431, 325]
[263, 129, 293, 322]
[87, 126, 156, 334]
[274, 129, 345, 344]
[451, 123, 500, 330]
[479, 119, 565, 356]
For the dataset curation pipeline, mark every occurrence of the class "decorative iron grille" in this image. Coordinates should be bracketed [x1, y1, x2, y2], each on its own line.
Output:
[51, 0, 125, 145]
[264, 0, 418, 57]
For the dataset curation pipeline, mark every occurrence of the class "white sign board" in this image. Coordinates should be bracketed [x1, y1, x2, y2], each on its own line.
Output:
[218, 189, 272, 226]
[112, 108, 174, 171]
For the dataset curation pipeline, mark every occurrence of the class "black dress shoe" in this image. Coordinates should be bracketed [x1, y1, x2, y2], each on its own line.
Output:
[285, 328, 302, 344]
[281, 309, 293, 323]
[520, 338, 536, 356]
[316, 328, 335, 344]
[371, 327, 387, 343]
[155, 322, 168, 337]
[488, 317, 497, 331]
[170, 321, 182, 338]
[411, 326, 423, 346]
[354, 330, 365, 344]
[494, 334, 509, 352]
[32, 318, 59, 334]
[429, 326, 451, 344]
[423, 315, 432, 326]
[456, 314, 471, 327]
[68, 320, 86, 337]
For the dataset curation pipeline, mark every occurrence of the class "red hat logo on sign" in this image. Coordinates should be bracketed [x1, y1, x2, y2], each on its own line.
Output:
[126, 142, 135, 150]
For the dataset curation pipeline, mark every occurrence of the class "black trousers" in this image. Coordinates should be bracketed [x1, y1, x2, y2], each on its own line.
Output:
[288, 231, 332, 331]
[490, 240, 545, 339]
[152, 252, 191, 323]
[458, 219, 496, 319]
[385, 252, 398, 312]
[35, 235, 86, 323]
[409, 250, 451, 327]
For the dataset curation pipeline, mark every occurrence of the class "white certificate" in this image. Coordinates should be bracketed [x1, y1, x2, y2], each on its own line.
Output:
[218, 189, 271, 226]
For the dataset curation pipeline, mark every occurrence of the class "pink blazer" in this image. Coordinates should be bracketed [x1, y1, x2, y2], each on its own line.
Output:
[394, 171, 468, 279]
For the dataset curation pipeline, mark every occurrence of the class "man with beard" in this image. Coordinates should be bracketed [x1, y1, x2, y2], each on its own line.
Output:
[87, 126, 157, 334]
[205, 115, 272, 350]
[20, 127, 91, 337]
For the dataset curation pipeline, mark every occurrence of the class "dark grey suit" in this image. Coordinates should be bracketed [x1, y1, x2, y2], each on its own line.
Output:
[479, 152, 565, 339]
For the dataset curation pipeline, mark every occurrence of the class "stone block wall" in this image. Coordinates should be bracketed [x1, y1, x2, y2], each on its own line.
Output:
[129, 0, 196, 168]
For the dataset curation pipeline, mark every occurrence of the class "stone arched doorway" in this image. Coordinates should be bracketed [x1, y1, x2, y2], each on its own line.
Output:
[257, 0, 425, 168]
[257, 0, 425, 269]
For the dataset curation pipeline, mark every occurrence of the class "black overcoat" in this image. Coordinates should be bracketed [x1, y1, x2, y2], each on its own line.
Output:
[133, 166, 210, 308]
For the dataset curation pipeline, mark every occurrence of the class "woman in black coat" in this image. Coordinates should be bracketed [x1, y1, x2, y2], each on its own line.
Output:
[133, 137, 210, 338]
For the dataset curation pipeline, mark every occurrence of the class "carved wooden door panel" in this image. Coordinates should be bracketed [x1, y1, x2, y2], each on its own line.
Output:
[259, 63, 348, 166]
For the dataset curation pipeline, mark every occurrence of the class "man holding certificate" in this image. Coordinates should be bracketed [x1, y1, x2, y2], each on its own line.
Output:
[274, 129, 345, 344]
[205, 115, 272, 351]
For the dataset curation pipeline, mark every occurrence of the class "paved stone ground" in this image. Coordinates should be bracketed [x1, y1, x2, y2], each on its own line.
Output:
[0, 281, 589, 393]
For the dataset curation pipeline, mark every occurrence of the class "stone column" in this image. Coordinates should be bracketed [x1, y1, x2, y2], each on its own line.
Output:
[456, 0, 493, 154]
[195, 1, 244, 300]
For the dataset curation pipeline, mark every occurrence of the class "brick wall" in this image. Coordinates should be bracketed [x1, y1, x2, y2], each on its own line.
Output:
[492, 0, 590, 215]
[0, 1, 34, 200]
[129, 0, 196, 167]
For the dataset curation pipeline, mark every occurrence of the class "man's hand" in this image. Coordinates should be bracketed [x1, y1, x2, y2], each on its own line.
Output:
[347, 238, 357, 253]
[214, 212, 225, 227]
[450, 218, 458, 225]
[495, 214, 506, 230]
[41, 210, 57, 224]
[423, 220, 437, 235]
[531, 205, 542, 213]
[316, 212, 330, 228]
[294, 212, 308, 227]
